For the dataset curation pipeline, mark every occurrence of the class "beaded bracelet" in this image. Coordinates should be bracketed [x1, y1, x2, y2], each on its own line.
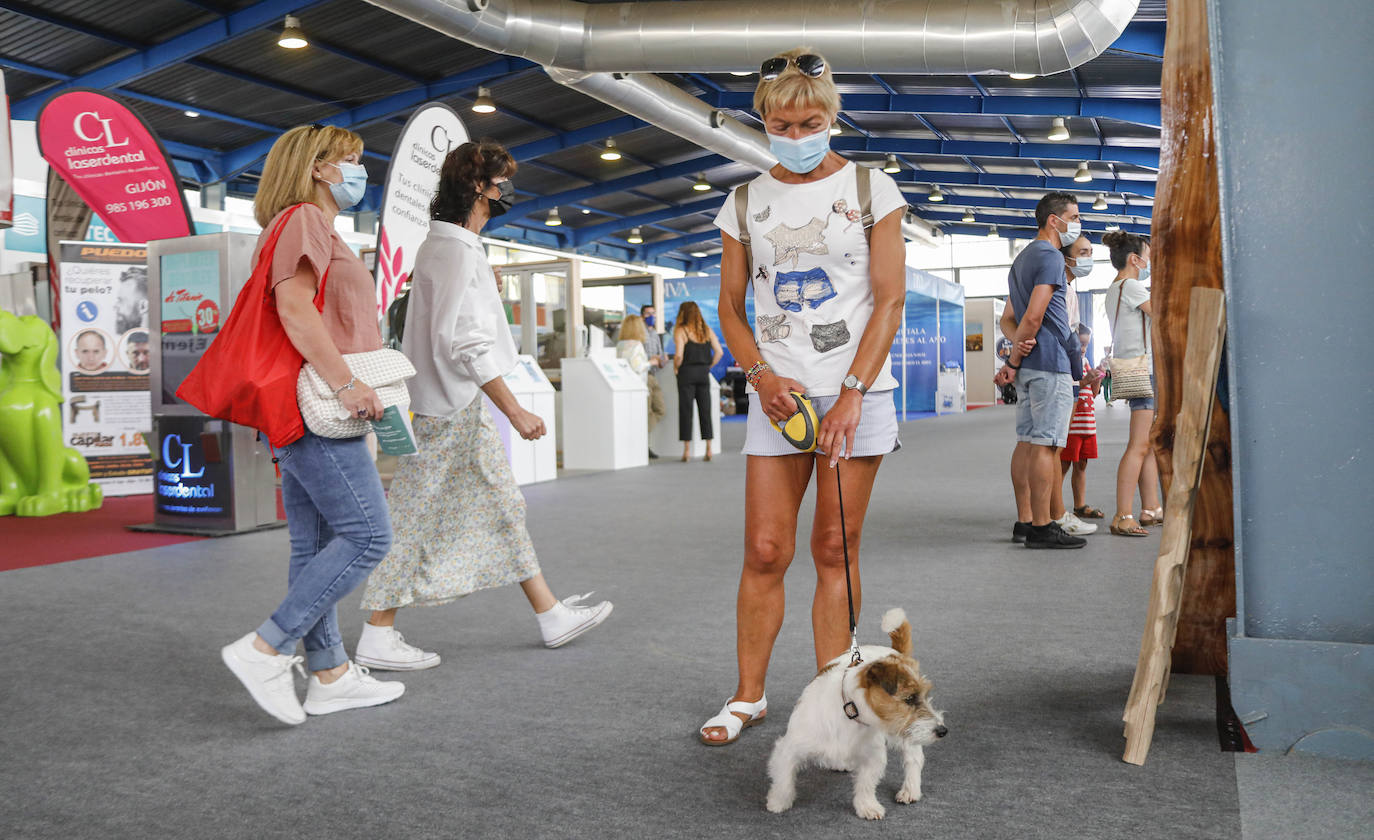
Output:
[745, 361, 771, 388]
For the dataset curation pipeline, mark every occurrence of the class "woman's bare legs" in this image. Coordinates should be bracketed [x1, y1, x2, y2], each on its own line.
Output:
[1115, 408, 1156, 518]
[518, 573, 559, 613]
[1138, 444, 1162, 511]
[810, 455, 882, 668]
[701, 454, 812, 742]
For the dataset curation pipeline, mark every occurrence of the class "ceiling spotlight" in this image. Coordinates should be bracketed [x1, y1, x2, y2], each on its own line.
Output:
[729, 71, 752, 77]
[471, 87, 496, 114]
[278, 15, 308, 49]
[928, 185, 944, 202]
[693, 174, 711, 192]
[987, 225, 999, 238]
[882, 154, 901, 174]
[581, 208, 591, 214]
[1074, 161, 1092, 182]
[627, 227, 644, 244]
[1009, 72, 1036, 80]
[829, 122, 842, 136]
[183, 110, 200, 118]
[544, 208, 562, 227]
[962, 210, 975, 223]
[691, 250, 709, 257]
[1093, 194, 1108, 211]
[1047, 117, 1070, 142]
[1105, 223, 1122, 232]
[600, 139, 622, 161]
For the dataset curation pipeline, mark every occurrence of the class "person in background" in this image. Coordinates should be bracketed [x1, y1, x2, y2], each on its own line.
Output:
[220, 123, 401, 726]
[1102, 230, 1161, 536]
[617, 313, 662, 458]
[994, 193, 1087, 549]
[1061, 323, 1105, 520]
[356, 141, 612, 668]
[640, 304, 669, 457]
[700, 47, 906, 745]
[673, 300, 723, 462]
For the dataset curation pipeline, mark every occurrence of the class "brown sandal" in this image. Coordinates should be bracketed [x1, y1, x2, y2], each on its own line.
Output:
[1111, 514, 1150, 537]
[1139, 507, 1164, 527]
[1074, 504, 1105, 519]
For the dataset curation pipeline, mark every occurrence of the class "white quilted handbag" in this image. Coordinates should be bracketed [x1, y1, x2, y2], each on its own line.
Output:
[297, 348, 416, 438]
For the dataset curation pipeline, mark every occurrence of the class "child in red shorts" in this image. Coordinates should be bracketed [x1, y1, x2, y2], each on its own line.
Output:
[1062, 324, 1105, 519]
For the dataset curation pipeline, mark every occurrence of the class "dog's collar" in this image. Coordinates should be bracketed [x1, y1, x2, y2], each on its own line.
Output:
[840, 682, 868, 726]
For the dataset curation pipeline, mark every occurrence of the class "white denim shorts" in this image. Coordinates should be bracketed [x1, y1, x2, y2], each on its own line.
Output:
[742, 390, 901, 457]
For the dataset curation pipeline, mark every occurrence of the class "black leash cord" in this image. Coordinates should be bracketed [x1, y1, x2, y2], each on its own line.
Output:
[836, 461, 861, 666]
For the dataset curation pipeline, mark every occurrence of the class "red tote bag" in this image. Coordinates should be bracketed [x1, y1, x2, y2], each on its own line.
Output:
[176, 203, 326, 448]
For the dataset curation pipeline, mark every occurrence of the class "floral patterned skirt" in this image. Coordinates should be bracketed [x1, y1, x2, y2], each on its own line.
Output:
[359, 397, 541, 610]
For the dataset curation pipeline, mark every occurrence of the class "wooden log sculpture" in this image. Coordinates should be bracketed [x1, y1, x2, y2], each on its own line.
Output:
[1151, 0, 1236, 676]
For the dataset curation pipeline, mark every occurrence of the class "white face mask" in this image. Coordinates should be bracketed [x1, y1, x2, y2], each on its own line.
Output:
[1068, 256, 1093, 279]
[1056, 215, 1082, 248]
[1137, 259, 1151, 283]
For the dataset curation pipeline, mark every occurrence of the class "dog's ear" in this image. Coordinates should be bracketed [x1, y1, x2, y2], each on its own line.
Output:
[863, 659, 902, 696]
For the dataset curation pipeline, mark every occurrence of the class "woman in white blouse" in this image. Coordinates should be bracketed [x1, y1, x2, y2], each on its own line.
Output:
[355, 141, 612, 668]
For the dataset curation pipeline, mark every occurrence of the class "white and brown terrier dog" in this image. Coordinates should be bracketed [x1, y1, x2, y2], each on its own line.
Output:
[766, 608, 946, 820]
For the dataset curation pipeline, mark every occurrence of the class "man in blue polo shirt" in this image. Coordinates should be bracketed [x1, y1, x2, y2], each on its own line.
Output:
[994, 192, 1087, 549]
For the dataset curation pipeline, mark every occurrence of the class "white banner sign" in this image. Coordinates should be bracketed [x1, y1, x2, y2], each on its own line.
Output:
[373, 102, 468, 321]
[58, 241, 153, 496]
[1, 70, 12, 228]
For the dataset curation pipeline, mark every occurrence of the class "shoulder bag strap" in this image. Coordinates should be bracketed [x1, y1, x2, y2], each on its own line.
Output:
[734, 184, 751, 279]
[856, 164, 874, 246]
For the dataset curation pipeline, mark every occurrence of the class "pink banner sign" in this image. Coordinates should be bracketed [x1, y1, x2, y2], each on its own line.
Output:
[36, 90, 194, 244]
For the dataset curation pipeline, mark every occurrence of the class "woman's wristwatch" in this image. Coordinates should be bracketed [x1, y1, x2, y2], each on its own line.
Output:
[842, 374, 868, 395]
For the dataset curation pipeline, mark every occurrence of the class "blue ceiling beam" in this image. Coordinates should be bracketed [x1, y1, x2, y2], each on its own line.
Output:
[912, 195, 1152, 219]
[887, 167, 1155, 198]
[703, 91, 1160, 129]
[10, 0, 335, 119]
[506, 115, 646, 160]
[219, 56, 536, 178]
[500, 153, 729, 227]
[1108, 21, 1166, 58]
[919, 209, 1151, 234]
[643, 229, 719, 260]
[833, 136, 1158, 169]
[573, 197, 722, 246]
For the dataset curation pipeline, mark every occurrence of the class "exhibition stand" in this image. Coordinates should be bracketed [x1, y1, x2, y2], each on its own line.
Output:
[559, 356, 648, 471]
[892, 268, 966, 418]
[650, 366, 721, 459]
[141, 233, 281, 536]
[963, 298, 1006, 408]
[484, 354, 557, 485]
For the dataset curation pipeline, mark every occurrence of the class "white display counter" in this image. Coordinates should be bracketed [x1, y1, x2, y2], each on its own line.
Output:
[560, 356, 648, 471]
[936, 366, 966, 415]
[483, 355, 557, 485]
[651, 367, 722, 459]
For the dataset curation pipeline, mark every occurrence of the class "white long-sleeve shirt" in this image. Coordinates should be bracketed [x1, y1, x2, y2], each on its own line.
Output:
[401, 221, 517, 418]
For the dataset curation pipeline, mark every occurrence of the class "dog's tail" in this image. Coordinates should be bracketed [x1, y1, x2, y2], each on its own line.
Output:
[881, 608, 912, 656]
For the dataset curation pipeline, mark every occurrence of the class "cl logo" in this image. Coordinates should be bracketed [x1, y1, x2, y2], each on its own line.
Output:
[73, 111, 130, 149]
[162, 433, 205, 479]
[430, 124, 454, 153]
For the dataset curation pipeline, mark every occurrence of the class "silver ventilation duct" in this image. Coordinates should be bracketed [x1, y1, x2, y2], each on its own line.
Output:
[366, 0, 1139, 76]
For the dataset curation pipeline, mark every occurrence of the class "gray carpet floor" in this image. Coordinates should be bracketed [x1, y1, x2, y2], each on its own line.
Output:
[3, 404, 1246, 839]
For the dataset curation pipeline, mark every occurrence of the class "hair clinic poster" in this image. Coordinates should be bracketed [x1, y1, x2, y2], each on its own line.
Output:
[1, 70, 13, 229]
[58, 241, 153, 496]
[36, 90, 193, 244]
[373, 103, 468, 323]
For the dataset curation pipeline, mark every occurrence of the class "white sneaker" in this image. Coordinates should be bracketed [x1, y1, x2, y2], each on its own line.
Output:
[221, 632, 307, 725]
[1055, 512, 1099, 536]
[302, 662, 405, 716]
[537, 592, 613, 648]
[354, 623, 441, 671]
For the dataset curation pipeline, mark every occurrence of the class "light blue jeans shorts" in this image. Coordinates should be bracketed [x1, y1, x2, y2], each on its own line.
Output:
[743, 389, 901, 457]
[1015, 368, 1074, 448]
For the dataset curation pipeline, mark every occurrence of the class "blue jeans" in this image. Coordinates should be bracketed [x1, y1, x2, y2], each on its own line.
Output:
[256, 431, 392, 671]
[1014, 368, 1074, 448]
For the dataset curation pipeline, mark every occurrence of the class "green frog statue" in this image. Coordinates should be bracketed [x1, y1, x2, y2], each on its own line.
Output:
[0, 309, 103, 516]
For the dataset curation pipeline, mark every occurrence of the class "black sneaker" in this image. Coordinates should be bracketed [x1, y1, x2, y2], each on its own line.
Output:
[1012, 521, 1033, 543]
[1025, 522, 1087, 549]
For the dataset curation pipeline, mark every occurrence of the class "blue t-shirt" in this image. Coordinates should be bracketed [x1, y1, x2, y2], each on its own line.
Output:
[1007, 240, 1075, 374]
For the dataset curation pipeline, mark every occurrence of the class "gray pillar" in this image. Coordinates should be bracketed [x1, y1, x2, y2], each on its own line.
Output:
[1210, 0, 1374, 760]
[354, 211, 378, 236]
[199, 182, 226, 211]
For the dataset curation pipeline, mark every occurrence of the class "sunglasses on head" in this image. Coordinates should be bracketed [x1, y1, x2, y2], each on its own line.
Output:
[760, 54, 826, 81]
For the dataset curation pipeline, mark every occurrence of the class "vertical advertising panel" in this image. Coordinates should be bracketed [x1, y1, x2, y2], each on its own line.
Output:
[157, 249, 221, 407]
[153, 416, 233, 527]
[374, 103, 469, 321]
[896, 291, 940, 414]
[58, 241, 152, 495]
[1, 70, 11, 229]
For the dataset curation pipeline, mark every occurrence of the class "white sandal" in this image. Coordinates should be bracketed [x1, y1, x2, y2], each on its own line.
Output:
[698, 695, 768, 746]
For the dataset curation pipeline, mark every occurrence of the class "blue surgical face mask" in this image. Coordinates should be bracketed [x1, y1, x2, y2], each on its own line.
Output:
[1069, 256, 1093, 279]
[768, 127, 831, 174]
[1137, 261, 1151, 283]
[323, 161, 368, 210]
[643, 315, 655, 328]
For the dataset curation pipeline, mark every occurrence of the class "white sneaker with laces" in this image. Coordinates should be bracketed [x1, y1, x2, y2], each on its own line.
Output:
[354, 623, 441, 671]
[221, 632, 307, 725]
[302, 662, 405, 716]
[1055, 512, 1099, 536]
[537, 592, 613, 648]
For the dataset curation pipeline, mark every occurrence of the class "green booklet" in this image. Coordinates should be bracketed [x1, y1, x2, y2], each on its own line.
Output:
[371, 405, 418, 456]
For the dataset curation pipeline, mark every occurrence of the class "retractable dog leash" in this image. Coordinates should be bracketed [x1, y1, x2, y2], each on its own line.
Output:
[835, 461, 862, 668]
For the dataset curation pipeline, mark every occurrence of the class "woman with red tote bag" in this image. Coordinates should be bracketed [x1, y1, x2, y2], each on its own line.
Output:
[193, 125, 403, 725]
